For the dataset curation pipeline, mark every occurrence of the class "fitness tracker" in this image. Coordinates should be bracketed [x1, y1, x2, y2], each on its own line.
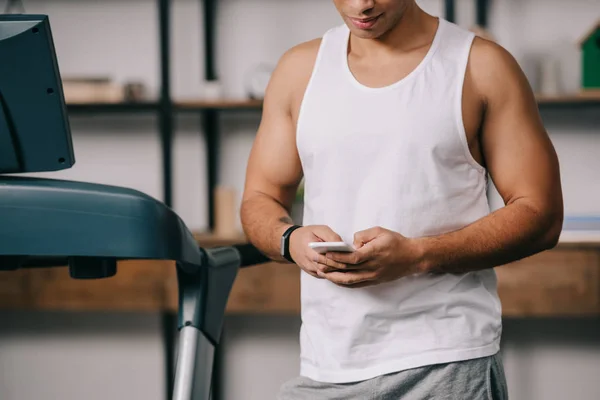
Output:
[280, 225, 302, 263]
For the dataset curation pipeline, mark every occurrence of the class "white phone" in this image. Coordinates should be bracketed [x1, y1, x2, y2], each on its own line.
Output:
[308, 241, 355, 254]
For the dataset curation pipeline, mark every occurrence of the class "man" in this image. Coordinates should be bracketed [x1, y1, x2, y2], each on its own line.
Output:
[241, 1, 563, 399]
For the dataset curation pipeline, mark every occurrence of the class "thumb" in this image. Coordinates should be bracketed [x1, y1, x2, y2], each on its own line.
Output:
[353, 227, 382, 248]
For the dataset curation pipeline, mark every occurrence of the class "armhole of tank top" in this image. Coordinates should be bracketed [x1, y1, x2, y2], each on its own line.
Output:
[295, 31, 330, 142]
[455, 32, 486, 175]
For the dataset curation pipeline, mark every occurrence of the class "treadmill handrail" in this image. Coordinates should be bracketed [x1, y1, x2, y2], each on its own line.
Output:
[232, 243, 271, 267]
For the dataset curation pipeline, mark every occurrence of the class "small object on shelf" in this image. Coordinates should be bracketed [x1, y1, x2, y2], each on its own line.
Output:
[245, 63, 273, 100]
[124, 81, 147, 102]
[203, 80, 223, 100]
[213, 186, 239, 238]
[62, 76, 124, 104]
[579, 20, 600, 92]
[4, 0, 25, 14]
[539, 57, 562, 97]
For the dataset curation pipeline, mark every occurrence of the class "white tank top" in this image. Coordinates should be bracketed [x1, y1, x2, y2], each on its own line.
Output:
[296, 18, 502, 383]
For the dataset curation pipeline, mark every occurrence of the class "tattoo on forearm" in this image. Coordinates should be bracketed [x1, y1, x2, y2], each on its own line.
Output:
[279, 216, 293, 225]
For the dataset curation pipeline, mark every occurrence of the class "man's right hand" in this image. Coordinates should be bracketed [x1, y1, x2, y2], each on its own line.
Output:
[288, 225, 348, 278]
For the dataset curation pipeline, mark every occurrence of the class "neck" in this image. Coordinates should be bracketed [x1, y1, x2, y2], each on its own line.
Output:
[349, 5, 439, 57]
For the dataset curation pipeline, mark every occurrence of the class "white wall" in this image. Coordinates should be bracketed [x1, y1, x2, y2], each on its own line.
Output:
[0, 311, 165, 400]
[1, 0, 600, 400]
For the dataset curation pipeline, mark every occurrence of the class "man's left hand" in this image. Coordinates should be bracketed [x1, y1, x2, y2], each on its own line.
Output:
[317, 227, 426, 288]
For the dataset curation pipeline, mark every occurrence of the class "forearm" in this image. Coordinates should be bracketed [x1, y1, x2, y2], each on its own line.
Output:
[240, 191, 295, 262]
[417, 200, 563, 274]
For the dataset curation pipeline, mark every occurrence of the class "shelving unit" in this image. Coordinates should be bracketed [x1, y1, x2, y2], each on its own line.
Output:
[55, 0, 258, 234]
[62, 0, 599, 234]
[55, 0, 174, 209]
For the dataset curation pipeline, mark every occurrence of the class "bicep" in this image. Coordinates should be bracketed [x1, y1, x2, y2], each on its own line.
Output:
[477, 41, 562, 215]
[243, 57, 303, 208]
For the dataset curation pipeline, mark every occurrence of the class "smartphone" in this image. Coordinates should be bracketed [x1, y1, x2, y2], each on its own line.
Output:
[308, 241, 355, 254]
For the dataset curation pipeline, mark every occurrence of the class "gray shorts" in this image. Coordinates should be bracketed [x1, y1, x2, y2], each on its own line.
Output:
[277, 353, 508, 400]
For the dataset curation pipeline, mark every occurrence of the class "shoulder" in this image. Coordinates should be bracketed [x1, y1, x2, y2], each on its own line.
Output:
[284, 38, 323, 60]
[264, 37, 323, 109]
[273, 24, 346, 84]
[467, 36, 531, 102]
[469, 36, 520, 76]
[276, 38, 323, 79]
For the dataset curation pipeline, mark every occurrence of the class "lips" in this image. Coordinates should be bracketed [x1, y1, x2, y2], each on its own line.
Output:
[349, 14, 382, 30]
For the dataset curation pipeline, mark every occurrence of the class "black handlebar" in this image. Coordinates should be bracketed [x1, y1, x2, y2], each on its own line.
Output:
[232, 243, 271, 267]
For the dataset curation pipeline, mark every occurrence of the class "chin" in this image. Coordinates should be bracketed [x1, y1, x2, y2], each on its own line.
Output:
[350, 29, 378, 39]
[347, 25, 386, 39]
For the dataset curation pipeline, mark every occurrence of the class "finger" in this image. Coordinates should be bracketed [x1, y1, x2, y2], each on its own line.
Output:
[323, 271, 378, 286]
[315, 253, 362, 270]
[337, 257, 379, 270]
[325, 247, 372, 265]
[313, 254, 351, 272]
[353, 227, 385, 248]
[300, 263, 325, 279]
[316, 263, 339, 274]
[303, 268, 320, 278]
[317, 261, 363, 273]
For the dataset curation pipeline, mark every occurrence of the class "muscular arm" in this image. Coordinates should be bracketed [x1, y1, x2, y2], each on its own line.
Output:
[418, 38, 564, 273]
[240, 42, 318, 262]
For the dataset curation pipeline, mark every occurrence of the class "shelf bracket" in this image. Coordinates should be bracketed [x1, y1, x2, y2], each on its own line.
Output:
[445, 0, 455, 23]
[203, 0, 218, 81]
[476, 0, 489, 28]
[158, 0, 173, 207]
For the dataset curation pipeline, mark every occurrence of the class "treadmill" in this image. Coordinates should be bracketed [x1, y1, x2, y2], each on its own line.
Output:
[0, 14, 269, 400]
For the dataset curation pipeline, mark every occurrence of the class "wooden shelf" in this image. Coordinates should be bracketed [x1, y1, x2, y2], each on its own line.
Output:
[67, 102, 159, 113]
[64, 99, 264, 114]
[194, 232, 248, 247]
[64, 93, 600, 115]
[175, 94, 600, 111]
[176, 99, 263, 111]
[0, 260, 174, 312]
[194, 232, 600, 249]
[536, 92, 600, 108]
[176, 95, 600, 110]
[1, 236, 600, 317]
[496, 246, 600, 317]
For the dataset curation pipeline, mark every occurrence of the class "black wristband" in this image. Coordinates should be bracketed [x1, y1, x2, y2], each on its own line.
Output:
[281, 225, 302, 263]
